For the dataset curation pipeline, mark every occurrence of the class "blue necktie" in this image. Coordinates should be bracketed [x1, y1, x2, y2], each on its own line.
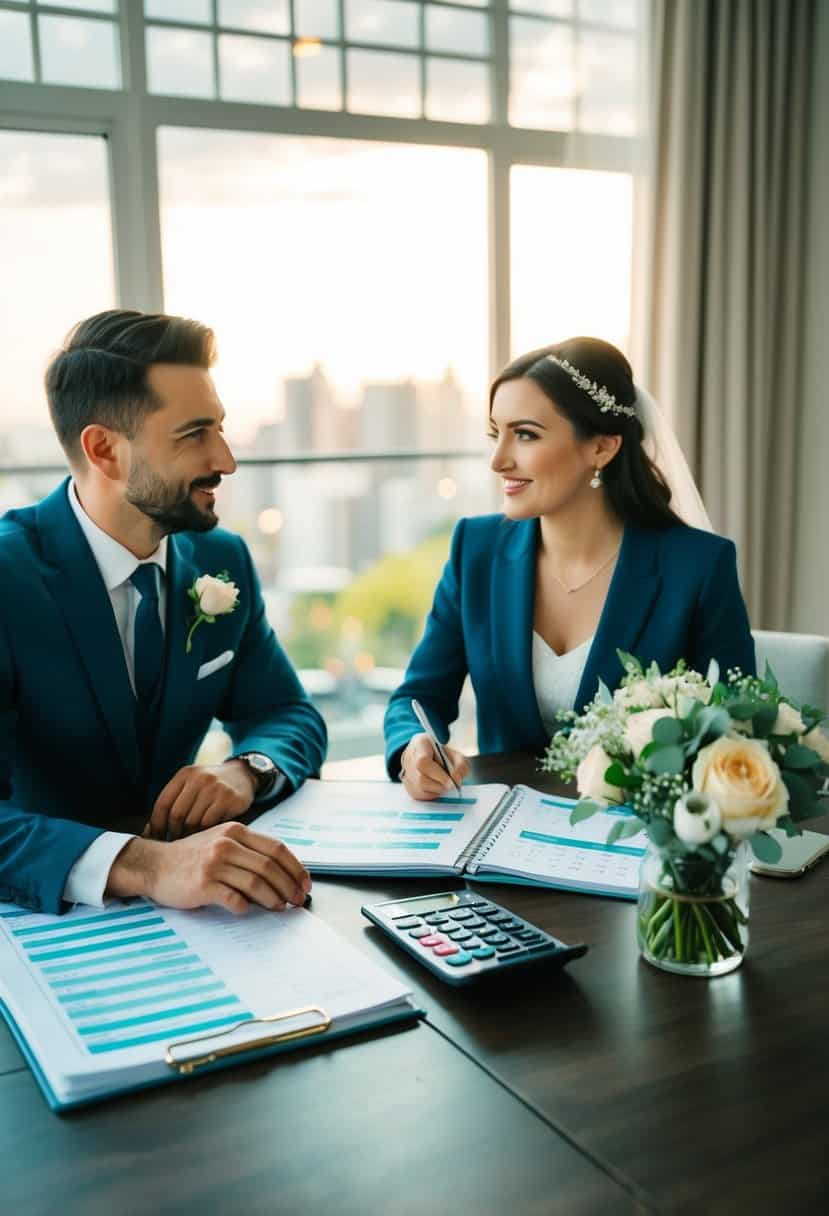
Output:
[130, 564, 164, 706]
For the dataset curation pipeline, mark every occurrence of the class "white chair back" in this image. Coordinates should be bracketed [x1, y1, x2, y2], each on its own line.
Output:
[752, 630, 829, 713]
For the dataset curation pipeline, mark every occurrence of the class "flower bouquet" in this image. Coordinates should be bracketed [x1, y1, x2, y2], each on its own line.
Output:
[541, 653, 829, 975]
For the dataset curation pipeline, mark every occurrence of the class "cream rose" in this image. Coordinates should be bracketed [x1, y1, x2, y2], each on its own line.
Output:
[576, 745, 623, 805]
[772, 701, 805, 736]
[625, 708, 678, 759]
[691, 736, 788, 841]
[802, 726, 829, 762]
[195, 574, 239, 616]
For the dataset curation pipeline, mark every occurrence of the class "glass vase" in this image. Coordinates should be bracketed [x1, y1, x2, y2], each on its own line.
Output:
[637, 842, 750, 977]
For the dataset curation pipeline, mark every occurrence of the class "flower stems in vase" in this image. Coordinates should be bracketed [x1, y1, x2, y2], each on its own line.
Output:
[637, 848, 749, 975]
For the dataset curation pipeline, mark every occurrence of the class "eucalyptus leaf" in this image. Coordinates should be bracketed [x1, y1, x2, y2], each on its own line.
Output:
[647, 818, 674, 846]
[652, 717, 684, 746]
[617, 818, 645, 839]
[697, 706, 732, 740]
[604, 762, 638, 790]
[727, 699, 761, 721]
[752, 702, 779, 738]
[711, 834, 729, 855]
[750, 830, 783, 864]
[606, 820, 625, 846]
[783, 744, 822, 770]
[570, 800, 602, 825]
[645, 745, 685, 775]
[782, 770, 817, 820]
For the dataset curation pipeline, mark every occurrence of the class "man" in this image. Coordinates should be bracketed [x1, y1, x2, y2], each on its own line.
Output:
[0, 310, 327, 915]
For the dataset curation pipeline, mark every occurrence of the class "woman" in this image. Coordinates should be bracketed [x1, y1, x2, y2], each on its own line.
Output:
[385, 337, 755, 800]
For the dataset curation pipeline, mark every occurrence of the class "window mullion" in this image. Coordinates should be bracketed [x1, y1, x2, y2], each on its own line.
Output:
[110, 0, 164, 312]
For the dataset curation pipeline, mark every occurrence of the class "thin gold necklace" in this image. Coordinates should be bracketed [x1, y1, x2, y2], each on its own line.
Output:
[548, 547, 620, 595]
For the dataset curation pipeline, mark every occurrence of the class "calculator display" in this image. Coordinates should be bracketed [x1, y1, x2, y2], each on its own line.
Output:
[381, 892, 460, 918]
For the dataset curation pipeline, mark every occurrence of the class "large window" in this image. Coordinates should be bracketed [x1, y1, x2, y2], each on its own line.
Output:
[0, 0, 643, 755]
[510, 164, 633, 356]
[157, 127, 488, 445]
[0, 2, 121, 88]
[0, 128, 115, 500]
[143, 0, 493, 123]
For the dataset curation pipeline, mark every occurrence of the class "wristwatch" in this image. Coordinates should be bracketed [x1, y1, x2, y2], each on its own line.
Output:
[235, 752, 279, 798]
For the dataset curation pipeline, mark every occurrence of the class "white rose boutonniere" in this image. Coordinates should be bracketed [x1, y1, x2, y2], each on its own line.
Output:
[186, 571, 239, 653]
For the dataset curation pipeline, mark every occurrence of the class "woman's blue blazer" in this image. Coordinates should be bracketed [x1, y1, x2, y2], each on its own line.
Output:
[384, 515, 756, 775]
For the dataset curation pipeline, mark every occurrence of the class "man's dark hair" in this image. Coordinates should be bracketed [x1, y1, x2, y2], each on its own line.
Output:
[45, 309, 216, 462]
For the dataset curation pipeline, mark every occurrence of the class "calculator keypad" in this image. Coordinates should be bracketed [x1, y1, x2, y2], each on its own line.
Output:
[368, 891, 569, 983]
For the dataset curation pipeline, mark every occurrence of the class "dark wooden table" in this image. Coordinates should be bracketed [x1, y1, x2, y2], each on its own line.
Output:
[2, 754, 826, 1214]
[312, 753, 829, 1215]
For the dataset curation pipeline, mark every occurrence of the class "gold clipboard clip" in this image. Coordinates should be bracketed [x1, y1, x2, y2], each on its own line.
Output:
[165, 1005, 332, 1075]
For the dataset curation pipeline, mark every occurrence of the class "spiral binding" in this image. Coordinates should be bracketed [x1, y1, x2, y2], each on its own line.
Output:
[462, 786, 526, 873]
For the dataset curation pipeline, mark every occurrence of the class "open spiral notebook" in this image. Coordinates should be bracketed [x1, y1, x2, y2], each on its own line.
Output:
[251, 780, 647, 901]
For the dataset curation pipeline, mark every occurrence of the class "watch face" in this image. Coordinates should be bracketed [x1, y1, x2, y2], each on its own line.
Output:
[245, 753, 272, 773]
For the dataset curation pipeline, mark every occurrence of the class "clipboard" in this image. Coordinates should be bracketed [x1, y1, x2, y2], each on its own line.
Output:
[0, 899, 423, 1114]
[0, 996, 423, 1113]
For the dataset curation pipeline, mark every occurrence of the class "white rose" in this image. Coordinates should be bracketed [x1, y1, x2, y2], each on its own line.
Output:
[661, 676, 712, 706]
[614, 679, 665, 710]
[772, 701, 805, 736]
[802, 726, 829, 762]
[625, 708, 678, 759]
[673, 792, 722, 845]
[195, 574, 239, 616]
[692, 736, 788, 841]
[576, 745, 623, 805]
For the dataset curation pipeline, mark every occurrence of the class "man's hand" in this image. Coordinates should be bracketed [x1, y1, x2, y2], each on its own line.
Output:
[145, 760, 259, 841]
[107, 822, 312, 914]
[400, 733, 469, 802]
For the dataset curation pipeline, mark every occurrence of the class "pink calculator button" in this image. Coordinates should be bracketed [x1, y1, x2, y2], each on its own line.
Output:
[433, 943, 459, 956]
[418, 934, 445, 947]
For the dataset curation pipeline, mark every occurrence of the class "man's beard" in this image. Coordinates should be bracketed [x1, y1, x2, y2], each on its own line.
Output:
[126, 460, 220, 535]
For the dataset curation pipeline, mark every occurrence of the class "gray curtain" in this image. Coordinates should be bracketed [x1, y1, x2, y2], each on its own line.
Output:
[635, 0, 816, 629]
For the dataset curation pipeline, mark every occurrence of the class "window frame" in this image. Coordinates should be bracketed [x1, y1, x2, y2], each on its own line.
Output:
[0, 0, 638, 385]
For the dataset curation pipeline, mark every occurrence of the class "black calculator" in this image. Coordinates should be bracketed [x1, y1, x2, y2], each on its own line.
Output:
[361, 889, 588, 986]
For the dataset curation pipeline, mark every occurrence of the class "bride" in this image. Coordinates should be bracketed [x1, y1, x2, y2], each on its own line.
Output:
[385, 336, 756, 801]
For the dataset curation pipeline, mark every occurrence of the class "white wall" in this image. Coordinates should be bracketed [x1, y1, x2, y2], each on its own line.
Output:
[792, 0, 829, 635]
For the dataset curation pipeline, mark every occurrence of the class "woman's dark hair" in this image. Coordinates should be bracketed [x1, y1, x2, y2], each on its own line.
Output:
[45, 309, 216, 462]
[490, 336, 683, 529]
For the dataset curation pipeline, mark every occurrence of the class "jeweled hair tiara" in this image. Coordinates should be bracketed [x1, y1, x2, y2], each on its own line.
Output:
[547, 355, 637, 419]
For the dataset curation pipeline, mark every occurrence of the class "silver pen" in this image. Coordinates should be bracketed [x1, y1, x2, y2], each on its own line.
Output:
[411, 699, 462, 797]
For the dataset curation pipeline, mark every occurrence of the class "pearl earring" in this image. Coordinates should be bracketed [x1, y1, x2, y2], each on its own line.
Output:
[590, 467, 602, 489]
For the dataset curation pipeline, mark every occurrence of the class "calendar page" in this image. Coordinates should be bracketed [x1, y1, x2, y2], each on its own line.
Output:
[468, 786, 647, 899]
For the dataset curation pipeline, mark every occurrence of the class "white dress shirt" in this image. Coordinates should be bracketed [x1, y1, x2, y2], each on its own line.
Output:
[532, 632, 594, 737]
[63, 481, 168, 908]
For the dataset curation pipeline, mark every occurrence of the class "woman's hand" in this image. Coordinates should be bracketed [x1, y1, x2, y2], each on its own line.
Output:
[400, 733, 470, 801]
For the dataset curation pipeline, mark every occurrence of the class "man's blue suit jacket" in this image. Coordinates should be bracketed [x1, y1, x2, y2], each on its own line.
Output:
[0, 479, 327, 913]
[384, 514, 756, 775]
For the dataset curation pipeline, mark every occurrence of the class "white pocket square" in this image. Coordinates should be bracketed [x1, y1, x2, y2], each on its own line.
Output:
[197, 650, 235, 680]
